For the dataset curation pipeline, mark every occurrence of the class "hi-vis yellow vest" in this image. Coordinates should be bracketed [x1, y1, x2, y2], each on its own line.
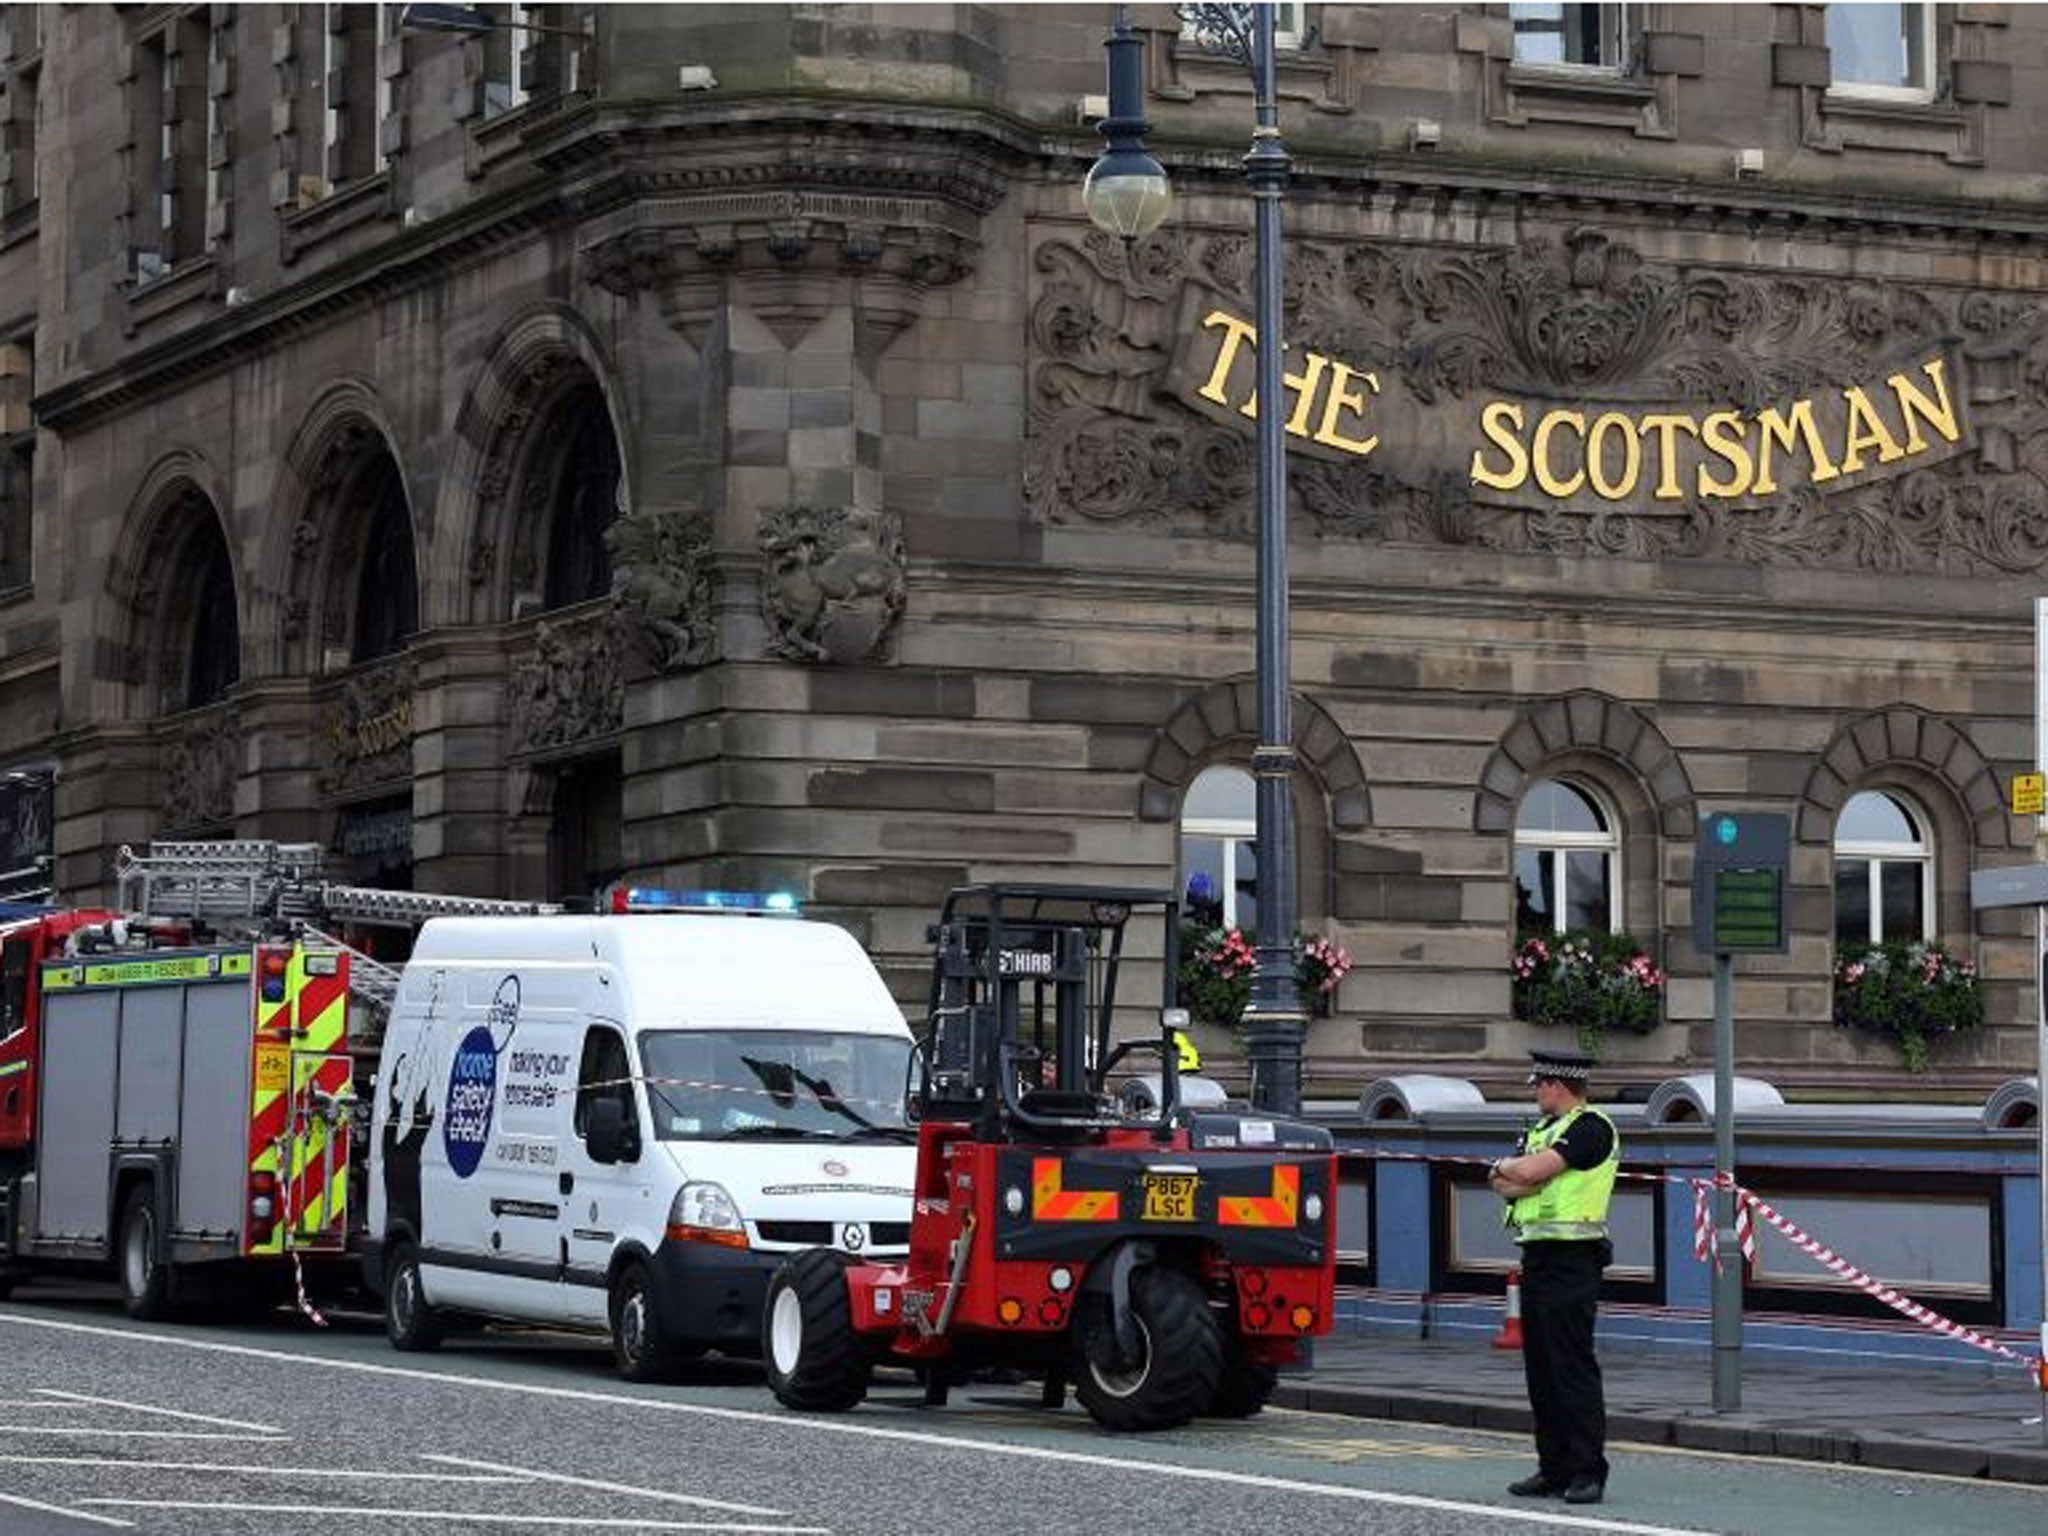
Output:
[1506, 1105, 1619, 1244]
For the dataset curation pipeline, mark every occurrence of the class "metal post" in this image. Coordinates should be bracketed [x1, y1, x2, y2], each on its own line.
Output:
[1235, 0, 1306, 1117]
[2034, 597, 2048, 1443]
[1711, 949, 1742, 1412]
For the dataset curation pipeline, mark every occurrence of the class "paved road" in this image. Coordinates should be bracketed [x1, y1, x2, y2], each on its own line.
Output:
[0, 1286, 2041, 1536]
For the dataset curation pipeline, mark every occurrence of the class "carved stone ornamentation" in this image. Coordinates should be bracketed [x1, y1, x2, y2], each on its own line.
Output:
[604, 504, 715, 672]
[1024, 223, 2048, 576]
[506, 612, 624, 756]
[160, 708, 240, 831]
[316, 659, 415, 796]
[757, 504, 906, 665]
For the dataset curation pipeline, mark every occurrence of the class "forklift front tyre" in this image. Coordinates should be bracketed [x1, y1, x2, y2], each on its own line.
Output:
[1074, 1266, 1222, 1432]
[763, 1249, 871, 1413]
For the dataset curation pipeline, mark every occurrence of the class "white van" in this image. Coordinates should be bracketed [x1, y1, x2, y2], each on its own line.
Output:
[365, 906, 916, 1379]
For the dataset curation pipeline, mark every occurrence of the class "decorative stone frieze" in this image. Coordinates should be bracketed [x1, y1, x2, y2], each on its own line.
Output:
[605, 504, 715, 672]
[758, 503, 905, 665]
[160, 707, 239, 831]
[316, 658, 414, 795]
[507, 612, 623, 756]
[1025, 224, 2048, 576]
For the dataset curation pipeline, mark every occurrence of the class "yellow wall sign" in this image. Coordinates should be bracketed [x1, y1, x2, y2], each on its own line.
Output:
[1179, 306, 1968, 512]
[2012, 773, 2045, 816]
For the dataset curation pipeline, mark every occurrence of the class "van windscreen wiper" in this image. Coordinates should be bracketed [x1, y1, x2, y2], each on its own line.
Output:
[715, 1124, 835, 1141]
[836, 1126, 917, 1143]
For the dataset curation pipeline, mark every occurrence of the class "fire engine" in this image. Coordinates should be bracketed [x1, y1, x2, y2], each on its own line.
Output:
[0, 841, 556, 1317]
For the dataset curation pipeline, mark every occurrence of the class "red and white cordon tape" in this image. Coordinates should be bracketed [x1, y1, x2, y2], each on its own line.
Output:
[271, 1129, 329, 1330]
[1693, 1170, 2042, 1382]
[1688, 1174, 1756, 1272]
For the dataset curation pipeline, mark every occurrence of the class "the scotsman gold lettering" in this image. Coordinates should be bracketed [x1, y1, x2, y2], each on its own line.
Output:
[1193, 310, 1380, 459]
[1886, 357, 1960, 455]
[1185, 314, 1963, 506]
[1470, 403, 1529, 490]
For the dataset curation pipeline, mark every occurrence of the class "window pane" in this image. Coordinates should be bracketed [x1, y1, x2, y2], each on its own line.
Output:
[1837, 790, 1918, 847]
[1828, 2, 1921, 88]
[1515, 848, 1554, 933]
[1233, 839, 1258, 938]
[1180, 835, 1227, 922]
[1879, 860, 1926, 941]
[1511, 2, 1617, 66]
[1517, 778, 1605, 835]
[1563, 850, 1611, 931]
[1185, 766, 1255, 822]
[1835, 858, 1871, 944]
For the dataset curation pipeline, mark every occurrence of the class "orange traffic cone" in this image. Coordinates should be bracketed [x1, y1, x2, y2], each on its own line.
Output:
[1492, 1267, 1525, 1350]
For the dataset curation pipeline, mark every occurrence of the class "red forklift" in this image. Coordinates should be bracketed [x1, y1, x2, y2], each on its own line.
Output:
[762, 885, 1338, 1432]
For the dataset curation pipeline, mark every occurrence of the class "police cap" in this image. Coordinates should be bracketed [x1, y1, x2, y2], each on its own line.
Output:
[1527, 1049, 1596, 1084]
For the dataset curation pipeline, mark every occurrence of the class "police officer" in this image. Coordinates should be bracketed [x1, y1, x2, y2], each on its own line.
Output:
[1487, 1049, 1618, 1506]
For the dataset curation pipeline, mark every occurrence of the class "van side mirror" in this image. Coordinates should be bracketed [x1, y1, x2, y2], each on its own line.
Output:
[586, 1096, 635, 1164]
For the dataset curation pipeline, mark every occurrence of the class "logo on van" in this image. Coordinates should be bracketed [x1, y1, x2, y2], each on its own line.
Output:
[443, 975, 521, 1179]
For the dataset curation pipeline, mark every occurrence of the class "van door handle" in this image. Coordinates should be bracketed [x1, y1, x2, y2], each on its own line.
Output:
[559, 1172, 575, 1196]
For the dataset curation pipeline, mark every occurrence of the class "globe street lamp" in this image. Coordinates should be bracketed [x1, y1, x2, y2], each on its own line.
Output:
[1085, 4, 1305, 1114]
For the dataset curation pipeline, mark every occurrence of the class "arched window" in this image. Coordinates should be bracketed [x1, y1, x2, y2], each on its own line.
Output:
[184, 514, 240, 710]
[352, 457, 419, 664]
[1834, 789, 1932, 943]
[1513, 777, 1618, 935]
[542, 383, 622, 611]
[1180, 765, 1257, 931]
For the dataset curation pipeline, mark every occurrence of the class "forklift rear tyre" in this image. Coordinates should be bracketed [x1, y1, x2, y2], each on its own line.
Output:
[763, 1249, 871, 1412]
[610, 1262, 695, 1382]
[1074, 1266, 1222, 1433]
[385, 1243, 445, 1352]
[118, 1184, 177, 1321]
[1206, 1344, 1280, 1418]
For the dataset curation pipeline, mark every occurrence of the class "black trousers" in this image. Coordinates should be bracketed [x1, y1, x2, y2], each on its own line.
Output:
[1519, 1239, 1608, 1486]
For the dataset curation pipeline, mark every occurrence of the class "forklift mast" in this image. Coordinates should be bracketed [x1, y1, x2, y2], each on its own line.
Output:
[918, 884, 1183, 1140]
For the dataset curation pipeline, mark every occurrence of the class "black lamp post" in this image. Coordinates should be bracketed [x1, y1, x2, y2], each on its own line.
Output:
[1086, 4, 1304, 1114]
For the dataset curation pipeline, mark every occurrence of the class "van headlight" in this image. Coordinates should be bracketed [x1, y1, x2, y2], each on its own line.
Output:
[666, 1182, 749, 1248]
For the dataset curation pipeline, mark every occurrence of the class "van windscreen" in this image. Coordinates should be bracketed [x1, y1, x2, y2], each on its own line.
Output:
[638, 1030, 913, 1142]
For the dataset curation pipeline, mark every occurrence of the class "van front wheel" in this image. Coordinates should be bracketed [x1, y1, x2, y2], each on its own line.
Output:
[610, 1263, 691, 1382]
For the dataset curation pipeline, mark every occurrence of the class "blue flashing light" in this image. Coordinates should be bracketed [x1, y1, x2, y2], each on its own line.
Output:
[610, 887, 802, 916]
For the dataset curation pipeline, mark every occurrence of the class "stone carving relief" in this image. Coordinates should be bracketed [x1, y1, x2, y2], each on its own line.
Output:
[507, 612, 624, 756]
[316, 659, 415, 796]
[1025, 223, 2048, 576]
[605, 504, 715, 672]
[757, 503, 906, 665]
[160, 708, 240, 831]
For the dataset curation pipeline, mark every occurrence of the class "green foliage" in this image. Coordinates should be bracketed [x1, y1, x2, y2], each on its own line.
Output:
[1510, 928, 1665, 1056]
[1175, 921, 1353, 1030]
[1832, 941, 1981, 1072]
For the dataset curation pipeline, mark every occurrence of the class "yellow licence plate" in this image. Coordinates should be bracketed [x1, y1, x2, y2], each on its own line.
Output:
[1141, 1173, 1198, 1222]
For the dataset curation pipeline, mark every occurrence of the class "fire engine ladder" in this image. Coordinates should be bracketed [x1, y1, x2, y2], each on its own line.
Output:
[113, 840, 563, 1025]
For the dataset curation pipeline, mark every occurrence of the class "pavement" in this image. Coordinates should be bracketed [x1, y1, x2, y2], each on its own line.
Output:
[1280, 1331, 2048, 1485]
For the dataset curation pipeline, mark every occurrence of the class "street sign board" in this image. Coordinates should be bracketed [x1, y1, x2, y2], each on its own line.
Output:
[1692, 811, 1790, 955]
[1971, 863, 2048, 911]
[2013, 773, 2045, 816]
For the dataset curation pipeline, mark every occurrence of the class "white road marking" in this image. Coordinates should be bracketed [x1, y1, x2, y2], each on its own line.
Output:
[0, 1489, 134, 1529]
[0, 1312, 1711, 1536]
[0, 1455, 523, 1481]
[423, 1453, 787, 1516]
[0, 1427, 288, 1441]
[75, 1505, 823, 1533]
[32, 1388, 279, 1434]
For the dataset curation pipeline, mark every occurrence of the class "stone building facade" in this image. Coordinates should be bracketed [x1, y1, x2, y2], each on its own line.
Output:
[2, 4, 2046, 1099]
